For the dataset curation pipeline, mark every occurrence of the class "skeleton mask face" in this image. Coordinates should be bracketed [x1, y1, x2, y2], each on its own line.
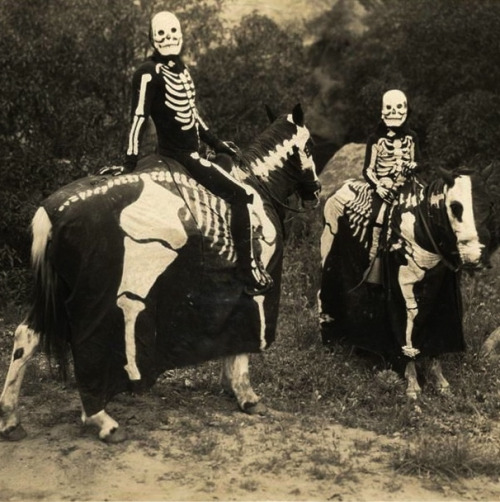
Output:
[381, 89, 408, 128]
[150, 11, 183, 56]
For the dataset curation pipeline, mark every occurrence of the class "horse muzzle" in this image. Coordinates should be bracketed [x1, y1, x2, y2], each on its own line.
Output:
[301, 197, 320, 210]
[299, 180, 321, 209]
[457, 240, 485, 270]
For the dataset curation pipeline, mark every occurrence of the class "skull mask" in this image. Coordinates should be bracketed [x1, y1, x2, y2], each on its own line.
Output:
[150, 11, 183, 57]
[381, 89, 408, 128]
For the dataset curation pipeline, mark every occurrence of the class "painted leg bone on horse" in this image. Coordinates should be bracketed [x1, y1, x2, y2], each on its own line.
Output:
[0, 104, 320, 442]
[319, 167, 492, 399]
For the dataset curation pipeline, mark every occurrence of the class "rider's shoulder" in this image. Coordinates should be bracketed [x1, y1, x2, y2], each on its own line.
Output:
[133, 59, 161, 77]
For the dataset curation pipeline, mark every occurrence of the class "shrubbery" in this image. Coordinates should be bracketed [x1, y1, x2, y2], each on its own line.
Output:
[2, 0, 500, 309]
[308, 0, 500, 171]
[0, 0, 313, 309]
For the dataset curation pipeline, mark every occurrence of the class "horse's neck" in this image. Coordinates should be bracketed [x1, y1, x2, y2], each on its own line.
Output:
[237, 160, 294, 204]
[423, 180, 449, 228]
[239, 118, 299, 204]
[414, 180, 455, 255]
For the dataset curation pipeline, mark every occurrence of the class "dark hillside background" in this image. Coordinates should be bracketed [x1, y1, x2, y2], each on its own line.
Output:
[1, 0, 500, 309]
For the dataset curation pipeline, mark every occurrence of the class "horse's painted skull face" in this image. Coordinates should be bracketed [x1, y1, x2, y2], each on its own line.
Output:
[291, 120, 320, 208]
[446, 175, 484, 266]
[151, 12, 183, 56]
[381, 89, 407, 128]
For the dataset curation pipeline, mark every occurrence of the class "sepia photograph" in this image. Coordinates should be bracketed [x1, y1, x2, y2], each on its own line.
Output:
[0, 0, 499, 500]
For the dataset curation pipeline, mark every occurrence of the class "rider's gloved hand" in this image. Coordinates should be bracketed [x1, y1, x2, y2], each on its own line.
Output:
[376, 184, 395, 204]
[402, 161, 418, 177]
[215, 139, 240, 158]
[97, 155, 136, 176]
[97, 165, 128, 176]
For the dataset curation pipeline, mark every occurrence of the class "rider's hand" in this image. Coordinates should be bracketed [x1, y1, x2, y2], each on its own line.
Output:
[97, 165, 128, 176]
[223, 141, 241, 155]
[216, 140, 240, 158]
[402, 161, 417, 176]
[376, 184, 395, 203]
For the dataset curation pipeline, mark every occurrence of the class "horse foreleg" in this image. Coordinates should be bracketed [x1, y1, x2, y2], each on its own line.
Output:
[0, 323, 40, 440]
[399, 264, 424, 359]
[429, 358, 451, 395]
[399, 277, 422, 400]
[220, 355, 266, 415]
[404, 361, 421, 400]
[81, 408, 127, 443]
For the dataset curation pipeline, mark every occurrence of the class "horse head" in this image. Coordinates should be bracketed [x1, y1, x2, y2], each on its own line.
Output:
[289, 104, 321, 209]
[242, 104, 321, 209]
[439, 166, 493, 269]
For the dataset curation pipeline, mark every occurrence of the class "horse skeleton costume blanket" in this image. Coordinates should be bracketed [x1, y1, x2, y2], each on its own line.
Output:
[0, 105, 320, 441]
[319, 172, 491, 362]
[42, 157, 282, 415]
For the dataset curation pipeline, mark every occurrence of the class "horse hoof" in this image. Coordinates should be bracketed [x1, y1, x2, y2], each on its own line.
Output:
[102, 427, 128, 444]
[242, 402, 267, 416]
[406, 391, 420, 401]
[438, 387, 452, 397]
[0, 424, 27, 441]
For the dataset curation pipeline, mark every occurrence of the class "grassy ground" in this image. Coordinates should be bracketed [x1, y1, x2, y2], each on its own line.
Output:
[252, 209, 500, 480]
[0, 209, 499, 490]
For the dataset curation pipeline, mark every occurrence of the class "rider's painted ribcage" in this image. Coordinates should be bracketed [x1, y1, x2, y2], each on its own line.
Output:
[376, 136, 413, 175]
[161, 67, 196, 131]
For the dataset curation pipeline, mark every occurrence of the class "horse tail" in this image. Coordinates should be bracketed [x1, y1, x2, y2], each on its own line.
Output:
[26, 207, 70, 379]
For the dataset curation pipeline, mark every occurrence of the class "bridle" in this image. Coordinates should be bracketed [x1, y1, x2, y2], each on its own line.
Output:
[238, 143, 320, 214]
[411, 177, 460, 272]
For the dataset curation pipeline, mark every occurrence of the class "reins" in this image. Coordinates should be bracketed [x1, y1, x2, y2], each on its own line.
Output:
[236, 153, 310, 214]
[411, 177, 460, 272]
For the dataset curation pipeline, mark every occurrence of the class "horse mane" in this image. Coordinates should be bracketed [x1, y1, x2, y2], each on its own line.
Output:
[240, 115, 298, 167]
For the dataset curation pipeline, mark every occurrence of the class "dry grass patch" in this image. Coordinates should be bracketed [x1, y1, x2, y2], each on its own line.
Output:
[393, 435, 500, 479]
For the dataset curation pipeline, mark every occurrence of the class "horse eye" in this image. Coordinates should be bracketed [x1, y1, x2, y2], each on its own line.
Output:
[450, 201, 463, 221]
[304, 139, 313, 158]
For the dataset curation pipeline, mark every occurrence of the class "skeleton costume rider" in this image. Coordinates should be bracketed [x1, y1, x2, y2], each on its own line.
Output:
[363, 90, 421, 282]
[363, 89, 421, 202]
[124, 11, 273, 296]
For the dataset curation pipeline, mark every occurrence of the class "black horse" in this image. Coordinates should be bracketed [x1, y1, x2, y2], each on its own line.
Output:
[0, 104, 320, 442]
[319, 169, 492, 398]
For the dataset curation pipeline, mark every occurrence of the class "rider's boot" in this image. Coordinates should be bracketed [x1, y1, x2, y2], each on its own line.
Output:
[231, 202, 274, 296]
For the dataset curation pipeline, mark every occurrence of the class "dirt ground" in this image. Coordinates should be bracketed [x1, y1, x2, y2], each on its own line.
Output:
[1, 367, 500, 502]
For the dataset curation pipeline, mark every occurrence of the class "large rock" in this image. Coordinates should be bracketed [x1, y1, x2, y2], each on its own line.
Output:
[319, 143, 366, 200]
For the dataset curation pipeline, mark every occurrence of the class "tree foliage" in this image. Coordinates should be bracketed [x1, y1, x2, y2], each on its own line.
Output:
[0, 0, 140, 287]
[194, 14, 315, 145]
[309, 0, 500, 170]
[0, 1, 314, 307]
[3, 0, 499, 308]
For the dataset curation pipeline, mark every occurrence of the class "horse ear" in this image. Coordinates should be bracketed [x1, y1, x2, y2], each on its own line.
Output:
[456, 165, 475, 176]
[436, 166, 456, 187]
[292, 103, 304, 126]
[482, 162, 494, 181]
[265, 104, 277, 123]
